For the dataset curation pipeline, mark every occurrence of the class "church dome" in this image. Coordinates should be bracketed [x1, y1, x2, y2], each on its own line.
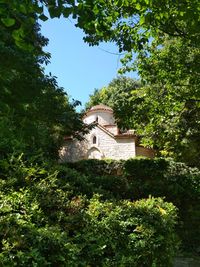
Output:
[84, 104, 115, 125]
[88, 104, 113, 113]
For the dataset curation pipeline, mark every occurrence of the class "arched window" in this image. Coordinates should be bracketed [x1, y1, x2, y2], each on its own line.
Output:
[93, 135, 97, 144]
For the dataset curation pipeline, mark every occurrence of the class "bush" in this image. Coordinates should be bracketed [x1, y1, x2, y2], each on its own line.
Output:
[0, 154, 179, 266]
[57, 161, 128, 200]
[66, 159, 124, 176]
[124, 158, 200, 252]
[66, 158, 200, 253]
[77, 195, 178, 267]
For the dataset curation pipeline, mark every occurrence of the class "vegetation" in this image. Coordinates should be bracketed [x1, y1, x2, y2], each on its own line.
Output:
[0, 0, 200, 265]
[0, 2, 88, 159]
[67, 158, 200, 253]
[1, 0, 200, 167]
[85, 76, 141, 129]
[86, 72, 200, 167]
[78, 1, 200, 167]
[0, 155, 179, 266]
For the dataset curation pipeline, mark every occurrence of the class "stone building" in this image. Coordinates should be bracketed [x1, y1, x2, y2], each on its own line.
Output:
[60, 104, 154, 162]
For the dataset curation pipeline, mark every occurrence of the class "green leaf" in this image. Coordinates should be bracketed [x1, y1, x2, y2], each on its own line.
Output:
[136, 3, 141, 10]
[63, 7, 72, 18]
[39, 14, 49, 21]
[48, 6, 62, 18]
[19, 4, 27, 14]
[1, 18, 15, 27]
[140, 16, 145, 25]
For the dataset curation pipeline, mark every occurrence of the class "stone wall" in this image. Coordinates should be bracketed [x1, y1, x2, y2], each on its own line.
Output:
[59, 139, 88, 162]
[60, 125, 136, 162]
[173, 257, 200, 267]
[104, 125, 118, 135]
[136, 146, 155, 158]
[88, 126, 136, 160]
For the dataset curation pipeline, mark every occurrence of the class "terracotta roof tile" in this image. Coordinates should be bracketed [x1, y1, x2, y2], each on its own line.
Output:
[87, 104, 113, 113]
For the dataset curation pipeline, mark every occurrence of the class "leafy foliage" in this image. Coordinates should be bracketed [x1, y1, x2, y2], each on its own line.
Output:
[0, 154, 179, 266]
[1, 1, 199, 51]
[0, 4, 88, 159]
[128, 36, 200, 167]
[1, 1, 200, 166]
[86, 69, 200, 167]
[85, 76, 141, 129]
[80, 195, 178, 267]
[66, 158, 200, 253]
[0, 1, 199, 264]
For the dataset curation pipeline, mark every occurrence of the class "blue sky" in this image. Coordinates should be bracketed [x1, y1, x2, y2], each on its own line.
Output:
[40, 17, 137, 109]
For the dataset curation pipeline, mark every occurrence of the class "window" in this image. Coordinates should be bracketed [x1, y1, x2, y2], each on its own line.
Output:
[95, 116, 98, 123]
[93, 135, 97, 144]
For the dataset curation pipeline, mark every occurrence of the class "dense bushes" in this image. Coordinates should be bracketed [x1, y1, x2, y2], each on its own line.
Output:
[124, 158, 200, 253]
[65, 158, 200, 253]
[0, 154, 179, 266]
[78, 196, 178, 267]
[1, 155, 198, 264]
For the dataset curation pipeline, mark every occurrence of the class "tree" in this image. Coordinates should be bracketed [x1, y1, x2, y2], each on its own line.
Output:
[131, 36, 200, 166]
[1, 1, 200, 165]
[1, 1, 199, 51]
[78, 1, 200, 166]
[0, 4, 88, 159]
[87, 68, 200, 167]
[85, 76, 141, 128]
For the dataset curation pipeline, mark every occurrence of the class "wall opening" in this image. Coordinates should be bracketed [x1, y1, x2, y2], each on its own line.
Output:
[88, 147, 104, 159]
[93, 135, 97, 144]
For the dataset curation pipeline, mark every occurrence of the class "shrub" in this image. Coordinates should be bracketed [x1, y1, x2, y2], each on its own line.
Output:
[124, 158, 200, 252]
[66, 159, 124, 176]
[78, 195, 178, 267]
[66, 158, 200, 253]
[0, 154, 179, 266]
[57, 162, 128, 200]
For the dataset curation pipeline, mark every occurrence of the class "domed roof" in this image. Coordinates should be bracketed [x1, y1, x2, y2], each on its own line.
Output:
[88, 104, 113, 113]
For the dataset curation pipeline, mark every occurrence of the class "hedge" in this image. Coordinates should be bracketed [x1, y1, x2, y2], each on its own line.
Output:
[0, 154, 179, 266]
[64, 158, 200, 253]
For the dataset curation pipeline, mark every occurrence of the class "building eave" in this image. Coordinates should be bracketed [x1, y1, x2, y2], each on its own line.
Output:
[97, 124, 138, 140]
[97, 124, 115, 138]
[114, 134, 137, 139]
[64, 136, 73, 141]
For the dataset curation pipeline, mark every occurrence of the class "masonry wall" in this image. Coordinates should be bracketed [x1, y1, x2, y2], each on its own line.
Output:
[136, 146, 155, 158]
[88, 127, 136, 160]
[115, 139, 136, 160]
[60, 126, 136, 162]
[104, 125, 118, 135]
[59, 139, 88, 162]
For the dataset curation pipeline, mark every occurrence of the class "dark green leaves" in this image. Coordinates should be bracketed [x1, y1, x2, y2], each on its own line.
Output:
[0, 8, 88, 159]
[48, 6, 62, 18]
[62, 7, 73, 18]
[0, 154, 179, 266]
[39, 14, 49, 21]
[1, 18, 15, 27]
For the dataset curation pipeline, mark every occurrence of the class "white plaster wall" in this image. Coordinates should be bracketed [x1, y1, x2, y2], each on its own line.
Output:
[83, 111, 115, 125]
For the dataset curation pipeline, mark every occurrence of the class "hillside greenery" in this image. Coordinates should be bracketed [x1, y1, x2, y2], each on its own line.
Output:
[86, 74, 200, 168]
[0, 1, 200, 265]
[0, 155, 180, 266]
[66, 158, 200, 253]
